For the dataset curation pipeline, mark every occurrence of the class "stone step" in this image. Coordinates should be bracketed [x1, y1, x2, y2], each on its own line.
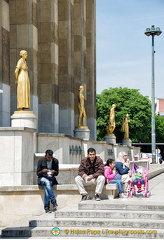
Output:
[54, 209, 164, 220]
[28, 217, 164, 229]
[78, 200, 164, 211]
[1, 226, 163, 238]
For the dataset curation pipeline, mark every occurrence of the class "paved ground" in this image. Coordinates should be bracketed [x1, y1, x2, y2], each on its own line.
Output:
[1, 172, 164, 239]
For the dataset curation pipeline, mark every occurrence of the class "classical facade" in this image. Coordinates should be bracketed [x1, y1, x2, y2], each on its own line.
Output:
[0, 0, 96, 140]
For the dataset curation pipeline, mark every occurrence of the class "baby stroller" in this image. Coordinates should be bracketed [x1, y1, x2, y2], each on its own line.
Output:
[128, 162, 151, 197]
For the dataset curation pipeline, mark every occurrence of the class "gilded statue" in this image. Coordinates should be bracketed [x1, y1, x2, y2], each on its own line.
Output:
[106, 104, 116, 136]
[77, 85, 87, 127]
[121, 114, 130, 140]
[15, 50, 30, 110]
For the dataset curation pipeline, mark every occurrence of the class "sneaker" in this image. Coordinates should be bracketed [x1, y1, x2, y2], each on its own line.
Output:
[52, 201, 58, 211]
[119, 193, 128, 198]
[45, 208, 52, 213]
[81, 194, 90, 201]
[95, 194, 101, 201]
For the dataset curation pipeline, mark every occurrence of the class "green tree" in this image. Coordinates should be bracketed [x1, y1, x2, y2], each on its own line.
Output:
[96, 87, 152, 143]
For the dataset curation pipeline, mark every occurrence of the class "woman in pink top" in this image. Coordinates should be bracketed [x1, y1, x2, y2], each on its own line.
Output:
[104, 159, 127, 198]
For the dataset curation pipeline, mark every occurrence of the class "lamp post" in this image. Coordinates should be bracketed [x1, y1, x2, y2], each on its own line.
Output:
[144, 25, 162, 164]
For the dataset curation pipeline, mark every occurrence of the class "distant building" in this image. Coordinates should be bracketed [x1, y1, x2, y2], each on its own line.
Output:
[156, 98, 164, 116]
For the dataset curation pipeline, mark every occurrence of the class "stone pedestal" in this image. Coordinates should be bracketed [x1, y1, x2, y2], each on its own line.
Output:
[104, 135, 116, 144]
[122, 139, 132, 147]
[0, 127, 36, 186]
[74, 127, 90, 140]
[11, 111, 37, 129]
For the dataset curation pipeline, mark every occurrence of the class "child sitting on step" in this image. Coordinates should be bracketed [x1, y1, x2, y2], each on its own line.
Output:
[104, 159, 127, 198]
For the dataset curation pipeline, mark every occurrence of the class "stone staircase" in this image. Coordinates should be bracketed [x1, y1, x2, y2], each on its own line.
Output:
[2, 199, 164, 238]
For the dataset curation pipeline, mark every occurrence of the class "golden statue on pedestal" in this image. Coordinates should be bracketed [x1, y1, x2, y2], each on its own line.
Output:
[121, 114, 130, 140]
[106, 104, 116, 136]
[15, 50, 30, 110]
[77, 85, 88, 128]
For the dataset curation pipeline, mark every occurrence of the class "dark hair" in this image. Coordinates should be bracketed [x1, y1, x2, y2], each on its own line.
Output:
[87, 148, 96, 154]
[45, 149, 53, 156]
[105, 158, 115, 166]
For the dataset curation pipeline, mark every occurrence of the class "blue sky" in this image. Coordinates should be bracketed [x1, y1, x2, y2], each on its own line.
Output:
[96, 0, 164, 98]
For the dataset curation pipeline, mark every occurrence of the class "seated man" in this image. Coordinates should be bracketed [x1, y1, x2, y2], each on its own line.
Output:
[37, 149, 59, 213]
[75, 147, 105, 201]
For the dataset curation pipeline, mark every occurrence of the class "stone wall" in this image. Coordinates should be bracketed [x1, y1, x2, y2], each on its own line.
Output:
[0, 127, 140, 186]
[0, 0, 97, 140]
[0, 0, 10, 127]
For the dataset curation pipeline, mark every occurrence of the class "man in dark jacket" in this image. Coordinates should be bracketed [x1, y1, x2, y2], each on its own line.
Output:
[75, 148, 105, 201]
[37, 149, 59, 213]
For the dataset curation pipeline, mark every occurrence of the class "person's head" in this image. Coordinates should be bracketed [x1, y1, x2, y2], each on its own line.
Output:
[87, 148, 96, 162]
[105, 159, 115, 169]
[45, 149, 53, 162]
[20, 50, 28, 59]
[116, 151, 128, 163]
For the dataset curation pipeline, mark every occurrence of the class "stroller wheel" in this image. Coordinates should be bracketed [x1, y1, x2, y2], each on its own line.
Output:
[147, 192, 151, 197]
[143, 193, 147, 197]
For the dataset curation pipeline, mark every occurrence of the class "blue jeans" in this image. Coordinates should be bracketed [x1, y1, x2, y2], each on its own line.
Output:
[110, 179, 123, 194]
[114, 174, 122, 180]
[40, 177, 56, 209]
[133, 179, 145, 185]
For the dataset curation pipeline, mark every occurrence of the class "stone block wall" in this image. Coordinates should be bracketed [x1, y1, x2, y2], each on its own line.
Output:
[1, 0, 97, 140]
[0, 0, 10, 127]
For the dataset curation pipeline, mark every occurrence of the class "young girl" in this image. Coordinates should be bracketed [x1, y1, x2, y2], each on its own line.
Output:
[104, 159, 127, 198]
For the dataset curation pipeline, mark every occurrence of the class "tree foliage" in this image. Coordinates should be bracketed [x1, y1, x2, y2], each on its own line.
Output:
[96, 87, 152, 143]
[155, 115, 164, 143]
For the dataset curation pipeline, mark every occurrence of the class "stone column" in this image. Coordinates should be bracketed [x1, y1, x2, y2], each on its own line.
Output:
[0, 0, 10, 126]
[9, 0, 38, 118]
[86, 0, 96, 140]
[74, 0, 87, 128]
[37, 0, 59, 133]
[58, 0, 74, 136]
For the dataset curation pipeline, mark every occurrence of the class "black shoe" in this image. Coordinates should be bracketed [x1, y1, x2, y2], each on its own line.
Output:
[45, 208, 52, 213]
[95, 194, 101, 201]
[81, 194, 90, 201]
[52, 201, 58, 211]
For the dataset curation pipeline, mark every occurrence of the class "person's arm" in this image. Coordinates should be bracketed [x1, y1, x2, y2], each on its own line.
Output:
[115, 162, 130, 175]
[51, 158, 59, 176]
[104, 167, 116, 182]
[78, 159, 87, 177]
[37, 158, 49, 177]
[92, 158, 104, 178]
[132, 173, 137, 180]
[37, 159, 44, 177]
[124, 159, 130, 168]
